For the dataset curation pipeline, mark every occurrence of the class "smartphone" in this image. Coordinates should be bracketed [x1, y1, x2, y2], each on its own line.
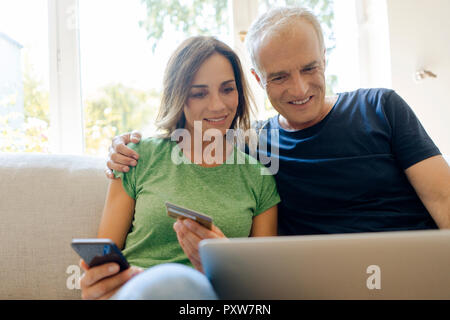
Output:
[165, 201, 213, 230]
[71, 238, 130, 271]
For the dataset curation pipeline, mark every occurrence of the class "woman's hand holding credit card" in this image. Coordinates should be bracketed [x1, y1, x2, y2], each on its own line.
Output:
[165, 201, 213, 229]
[168, 201, 226, 273]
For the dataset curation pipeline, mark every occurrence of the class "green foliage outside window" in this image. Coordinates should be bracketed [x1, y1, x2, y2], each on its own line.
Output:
[1, 0, 335, 154]
[83, 84, 160, 155]
[0, 58, 50, 153]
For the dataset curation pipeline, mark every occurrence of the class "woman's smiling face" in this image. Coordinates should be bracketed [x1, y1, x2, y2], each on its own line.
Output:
[183, 53, 239, 138]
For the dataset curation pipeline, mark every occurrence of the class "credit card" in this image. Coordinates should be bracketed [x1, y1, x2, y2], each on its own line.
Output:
[165, 201, 213, 230]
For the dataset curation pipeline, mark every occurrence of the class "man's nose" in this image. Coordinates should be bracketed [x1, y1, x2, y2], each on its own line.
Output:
[288, 72, 308, 97]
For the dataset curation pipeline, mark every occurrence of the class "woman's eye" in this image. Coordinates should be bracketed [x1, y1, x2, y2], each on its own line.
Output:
[190, 92, 207, 98]
[223, 86, 235, 94]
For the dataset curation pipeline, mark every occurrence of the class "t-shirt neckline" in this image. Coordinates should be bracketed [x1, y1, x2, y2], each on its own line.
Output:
[171, 140, 237, 171]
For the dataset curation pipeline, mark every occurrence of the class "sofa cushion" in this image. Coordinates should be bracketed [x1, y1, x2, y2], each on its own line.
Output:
[0, 153, 108, 299]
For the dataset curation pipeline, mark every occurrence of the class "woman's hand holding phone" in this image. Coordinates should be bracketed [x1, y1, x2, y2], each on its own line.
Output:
[173, 218, 227, 274]
[79, 259, 143, 300]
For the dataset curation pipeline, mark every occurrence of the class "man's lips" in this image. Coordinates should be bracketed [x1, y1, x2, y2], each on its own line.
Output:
[288, 95, 313, 106]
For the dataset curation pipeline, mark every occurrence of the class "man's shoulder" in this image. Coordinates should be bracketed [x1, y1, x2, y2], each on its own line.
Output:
[340, 87, 395, 102]
[336, 88, 398, 115]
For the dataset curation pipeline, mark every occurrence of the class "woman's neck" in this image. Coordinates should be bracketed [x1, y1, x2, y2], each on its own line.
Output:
[178, 134, 234, 167]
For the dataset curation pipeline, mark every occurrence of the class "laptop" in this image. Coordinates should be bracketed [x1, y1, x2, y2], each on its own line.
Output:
[199, 229, 450, 299]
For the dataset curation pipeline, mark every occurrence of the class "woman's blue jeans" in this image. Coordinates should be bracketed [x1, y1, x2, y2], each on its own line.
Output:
[111, 263, 218, 300]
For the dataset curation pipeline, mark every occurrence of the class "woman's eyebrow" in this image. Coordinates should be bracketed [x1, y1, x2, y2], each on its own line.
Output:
[191, 79, 235, 88]
[221, 79, 235, 85]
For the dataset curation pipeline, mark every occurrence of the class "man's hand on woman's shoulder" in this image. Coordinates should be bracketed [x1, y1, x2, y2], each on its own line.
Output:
[105, 131, 142, 179]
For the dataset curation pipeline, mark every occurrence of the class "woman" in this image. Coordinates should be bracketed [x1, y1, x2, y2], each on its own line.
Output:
[80, 36, 279, 300]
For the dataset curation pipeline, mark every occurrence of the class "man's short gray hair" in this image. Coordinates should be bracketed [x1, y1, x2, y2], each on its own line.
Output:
[245, 6, 325, 74]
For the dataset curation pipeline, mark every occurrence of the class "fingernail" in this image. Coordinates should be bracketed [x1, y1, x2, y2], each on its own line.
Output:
[123, 166, 129, 172]
[131, 160, 137, 166]
[183, 219, 191, 227]
[133, 154, 139, 160]
[109, 265, 119, 273]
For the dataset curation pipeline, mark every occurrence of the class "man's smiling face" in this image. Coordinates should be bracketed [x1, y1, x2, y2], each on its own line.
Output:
[255, 19, 328, 131]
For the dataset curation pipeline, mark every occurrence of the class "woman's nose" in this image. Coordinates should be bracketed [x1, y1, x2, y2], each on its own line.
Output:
[208, 92, 226, 111]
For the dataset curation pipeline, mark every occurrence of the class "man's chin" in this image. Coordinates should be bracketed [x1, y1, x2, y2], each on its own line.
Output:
[278, 111, 322, 131]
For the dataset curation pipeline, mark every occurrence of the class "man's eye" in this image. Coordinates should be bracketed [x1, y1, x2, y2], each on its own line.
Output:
[303, 67, 317, 73]
[270, 75, 288, 83]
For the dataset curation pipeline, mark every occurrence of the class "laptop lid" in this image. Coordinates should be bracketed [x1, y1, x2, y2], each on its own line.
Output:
[199, 229, 450, 299]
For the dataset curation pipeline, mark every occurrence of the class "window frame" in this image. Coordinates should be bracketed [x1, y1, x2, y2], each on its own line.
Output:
[48, 0, 84, 154]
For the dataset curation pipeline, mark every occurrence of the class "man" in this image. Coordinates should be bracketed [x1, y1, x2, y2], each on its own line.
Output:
[108, 6, 450, 235]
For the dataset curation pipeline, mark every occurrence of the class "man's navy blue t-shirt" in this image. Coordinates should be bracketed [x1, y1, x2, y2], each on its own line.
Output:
[256, 88, 441, 235]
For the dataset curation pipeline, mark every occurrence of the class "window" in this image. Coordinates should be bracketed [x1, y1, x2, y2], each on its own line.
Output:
[78, 0, 230, 156]
[0, 0, 50, 152]
[1, 0, 371, 155]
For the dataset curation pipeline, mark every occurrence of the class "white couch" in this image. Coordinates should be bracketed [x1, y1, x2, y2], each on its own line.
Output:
[0, 153, 107, 299]
[1, 152, 448, 299]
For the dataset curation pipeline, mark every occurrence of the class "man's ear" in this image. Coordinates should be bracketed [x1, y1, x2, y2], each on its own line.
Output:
[251, 68, 264, 89]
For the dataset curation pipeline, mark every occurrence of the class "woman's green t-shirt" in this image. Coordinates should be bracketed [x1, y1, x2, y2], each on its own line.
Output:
[114, 137, 280, 268]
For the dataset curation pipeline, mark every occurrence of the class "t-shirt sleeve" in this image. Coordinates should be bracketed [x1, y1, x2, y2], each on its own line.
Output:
[254, 166, 281, 216]
[384, 90, 441, 170]
[113, 143, 138, 199]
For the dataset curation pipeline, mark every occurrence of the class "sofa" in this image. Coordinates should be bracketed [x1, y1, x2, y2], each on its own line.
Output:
[1, 152, 448, 299]
[0, 153, 107, 299]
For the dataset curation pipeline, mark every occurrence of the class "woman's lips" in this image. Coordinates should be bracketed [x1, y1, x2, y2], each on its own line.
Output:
[203, 115, 228, 125]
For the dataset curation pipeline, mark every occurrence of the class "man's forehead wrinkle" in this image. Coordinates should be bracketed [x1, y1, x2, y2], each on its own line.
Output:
[265, 60, 319, 79]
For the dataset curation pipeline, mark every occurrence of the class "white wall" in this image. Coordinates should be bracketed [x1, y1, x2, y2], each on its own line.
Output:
[327, 0, 392, 93]
[355, 0, 392, 89]
[386, 0, 450, 155]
